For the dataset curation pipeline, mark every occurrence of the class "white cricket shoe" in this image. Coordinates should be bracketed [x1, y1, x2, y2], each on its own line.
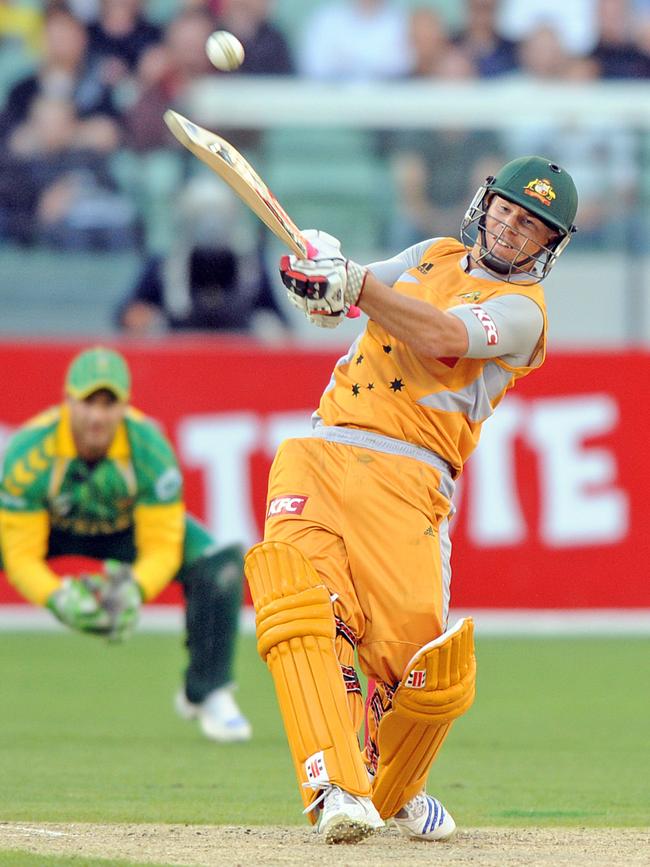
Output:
[316, 785, 384, 844]
[392, 792, 456, 841]
[174, 686, 252, 742]
[174, 689, 200, 721]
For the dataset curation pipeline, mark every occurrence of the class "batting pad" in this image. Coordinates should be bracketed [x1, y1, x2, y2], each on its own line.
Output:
[245, 541, 371, 817]
[372, 617, 476, 819]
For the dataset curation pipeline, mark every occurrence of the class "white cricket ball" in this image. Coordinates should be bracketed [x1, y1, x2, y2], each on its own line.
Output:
[206, 30, 245, 72]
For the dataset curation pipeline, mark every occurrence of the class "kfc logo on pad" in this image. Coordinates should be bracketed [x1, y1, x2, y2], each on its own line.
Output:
[267, 495, 308, 517]
[470, 306, 499, 345]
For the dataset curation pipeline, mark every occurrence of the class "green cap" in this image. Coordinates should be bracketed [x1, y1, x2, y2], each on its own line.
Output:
[65, 347, 131, 401]
[488, 156, 578, 234]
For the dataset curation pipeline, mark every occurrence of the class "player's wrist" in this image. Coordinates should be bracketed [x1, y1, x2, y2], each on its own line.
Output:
[345, 261, 368, 308]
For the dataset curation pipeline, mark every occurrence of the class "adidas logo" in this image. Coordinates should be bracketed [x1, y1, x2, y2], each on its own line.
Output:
[424, 526, 435, 537]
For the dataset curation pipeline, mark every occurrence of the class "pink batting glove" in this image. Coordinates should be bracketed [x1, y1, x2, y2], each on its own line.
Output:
[305, 240, 361, 319]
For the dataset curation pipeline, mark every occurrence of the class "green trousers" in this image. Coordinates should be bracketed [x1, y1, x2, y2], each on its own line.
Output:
[44, 514, 244, 703]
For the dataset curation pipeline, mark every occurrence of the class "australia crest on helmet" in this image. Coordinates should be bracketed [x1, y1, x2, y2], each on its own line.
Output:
[523, 177, 556, 208]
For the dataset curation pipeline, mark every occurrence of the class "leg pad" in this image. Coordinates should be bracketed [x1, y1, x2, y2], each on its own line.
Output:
[245, 541, 371, 816]
[372, 617, 476, 819]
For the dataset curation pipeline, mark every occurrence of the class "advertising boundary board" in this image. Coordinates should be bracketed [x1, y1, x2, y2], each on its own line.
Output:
[0, 340, 648, 617]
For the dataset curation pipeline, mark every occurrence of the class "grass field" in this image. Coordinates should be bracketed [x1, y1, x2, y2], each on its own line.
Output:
[1, 630, 648, 852]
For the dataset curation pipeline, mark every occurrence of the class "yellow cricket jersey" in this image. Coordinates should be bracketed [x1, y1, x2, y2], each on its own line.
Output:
[316, 238, 547, 476]
[0, 404, 184, 605]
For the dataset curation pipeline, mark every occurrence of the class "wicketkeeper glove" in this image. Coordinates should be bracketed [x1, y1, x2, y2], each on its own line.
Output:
[45, 564, 143, 643]
[100, 560, 143, 643]
[46, 576, 113, 635]
[280, 229, 367, 328]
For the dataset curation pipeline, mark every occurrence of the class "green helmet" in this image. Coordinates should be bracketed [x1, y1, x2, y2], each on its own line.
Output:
[487, 156, 578, 235]
[460, 155, 578, 284]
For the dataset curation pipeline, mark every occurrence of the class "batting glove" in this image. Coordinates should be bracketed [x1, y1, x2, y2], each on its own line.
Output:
[280, 229, 367, 328]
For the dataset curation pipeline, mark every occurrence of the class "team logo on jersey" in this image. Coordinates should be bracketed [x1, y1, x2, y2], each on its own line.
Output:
[416, 262, 434, 274]
[267, 495, 308, 518]
[155, 467, 182, 501]
[470, 306, 499, 345]
[458, 291, 481, 303]
[523, 178, 556, 207]
[405, 669, 427, 689]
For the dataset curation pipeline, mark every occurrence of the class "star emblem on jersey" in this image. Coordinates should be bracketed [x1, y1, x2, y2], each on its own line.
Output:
[352, 384, 360, 397]
[383, 345, 392, 354]
[367, 383, 374, 390]
[355, 354, 364, 365]
[390, 378, 404, 392]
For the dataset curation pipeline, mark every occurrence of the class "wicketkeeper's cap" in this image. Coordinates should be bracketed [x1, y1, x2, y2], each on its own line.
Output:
[65, 346, 131, 402]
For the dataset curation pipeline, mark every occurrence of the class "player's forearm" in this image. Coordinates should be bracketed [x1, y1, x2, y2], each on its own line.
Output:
[0, 509, 61, 605]
[132, 502, 185, 600]
[358, 271, 469, 359]
[5, 559, 61, 606]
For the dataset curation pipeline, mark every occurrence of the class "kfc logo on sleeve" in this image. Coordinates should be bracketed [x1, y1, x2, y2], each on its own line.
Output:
[267, 495, 308, 517]
[470, 306, 499, 345]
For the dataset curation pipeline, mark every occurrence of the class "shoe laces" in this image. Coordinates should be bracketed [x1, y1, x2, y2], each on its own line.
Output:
[302, 784, 328, 816]
[302, 783, 351, 816]
[397, 791, 429, 819]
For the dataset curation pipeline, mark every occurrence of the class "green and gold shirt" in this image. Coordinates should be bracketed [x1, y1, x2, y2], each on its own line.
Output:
[0, 404, 185, 604]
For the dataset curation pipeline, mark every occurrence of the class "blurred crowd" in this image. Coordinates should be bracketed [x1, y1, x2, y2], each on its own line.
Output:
[1, 0, 649, 335]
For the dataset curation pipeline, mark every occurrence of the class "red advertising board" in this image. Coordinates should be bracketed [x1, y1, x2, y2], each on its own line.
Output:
[1, 339, 648, 609]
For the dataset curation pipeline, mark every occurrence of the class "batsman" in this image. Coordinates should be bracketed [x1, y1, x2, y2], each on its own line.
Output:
[0, 346, 251, 743]
[245, 157, 578, 842]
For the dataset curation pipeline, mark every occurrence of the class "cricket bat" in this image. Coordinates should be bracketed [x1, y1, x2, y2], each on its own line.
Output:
[163, 109, 360, 318]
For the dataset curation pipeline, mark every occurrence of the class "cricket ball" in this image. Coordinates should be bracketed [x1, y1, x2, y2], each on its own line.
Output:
[206, 30, 245, 72]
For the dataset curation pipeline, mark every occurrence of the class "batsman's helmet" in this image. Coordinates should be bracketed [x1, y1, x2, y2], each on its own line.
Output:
[460, 155, 578, 284]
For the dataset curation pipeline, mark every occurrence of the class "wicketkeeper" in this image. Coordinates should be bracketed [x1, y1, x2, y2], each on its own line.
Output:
[245, 157, 578, 842]
[0, 346, 251, 742]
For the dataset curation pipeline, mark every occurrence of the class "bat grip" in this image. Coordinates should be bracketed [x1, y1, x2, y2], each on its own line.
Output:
[304, 241, 361, 319]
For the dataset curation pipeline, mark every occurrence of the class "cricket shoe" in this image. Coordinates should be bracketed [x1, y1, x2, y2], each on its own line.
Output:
[316, 785, 385, 844]
[174, 686, 252, 742]
[392, 792, 456, 841]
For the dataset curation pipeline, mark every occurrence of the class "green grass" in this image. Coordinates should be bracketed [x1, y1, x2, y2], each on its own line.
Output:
[1, 633, 648, 828]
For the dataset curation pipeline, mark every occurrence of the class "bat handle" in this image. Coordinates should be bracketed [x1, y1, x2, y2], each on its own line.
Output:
[304, 241, 361, 320]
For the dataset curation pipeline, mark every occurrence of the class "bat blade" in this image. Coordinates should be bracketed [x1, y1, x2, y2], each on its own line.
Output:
[164, 109, 309, 257]
[163, 109, 361, 318]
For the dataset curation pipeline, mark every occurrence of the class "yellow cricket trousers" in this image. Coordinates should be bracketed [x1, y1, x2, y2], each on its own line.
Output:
[263, 436, 455, 691]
